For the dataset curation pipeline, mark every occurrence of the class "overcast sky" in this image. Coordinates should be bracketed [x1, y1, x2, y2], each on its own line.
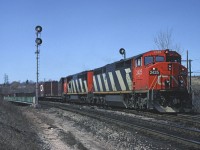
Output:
[0, 0, 200, 83]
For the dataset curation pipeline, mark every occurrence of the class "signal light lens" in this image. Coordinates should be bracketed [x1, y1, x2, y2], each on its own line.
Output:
[35, 26, 42, 33]
[119, 48, 125, 55]
[35, 38, 42, 45]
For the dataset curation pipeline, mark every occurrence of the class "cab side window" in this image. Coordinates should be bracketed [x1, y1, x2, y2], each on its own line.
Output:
[135, 57, 142, 67]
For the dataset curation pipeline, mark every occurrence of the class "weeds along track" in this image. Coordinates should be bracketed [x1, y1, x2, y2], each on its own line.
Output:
[40, 101, 200, 149]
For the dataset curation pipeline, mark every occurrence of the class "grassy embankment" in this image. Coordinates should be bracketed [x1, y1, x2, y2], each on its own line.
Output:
[0, 98, 41, 150]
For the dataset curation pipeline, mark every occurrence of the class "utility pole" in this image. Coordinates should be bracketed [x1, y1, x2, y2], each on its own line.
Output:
[4, 74, 9, 85]
[183, 50, 192, 94]
[34, 25, 42, 108]
[189, 59, 192, 94]
[186, 50, 189, 92]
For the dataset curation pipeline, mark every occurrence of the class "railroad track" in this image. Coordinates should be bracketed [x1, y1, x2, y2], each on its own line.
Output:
[40, 101, 200, 149]
[40, 98, 200, 128]
[115, 108, 200, 129]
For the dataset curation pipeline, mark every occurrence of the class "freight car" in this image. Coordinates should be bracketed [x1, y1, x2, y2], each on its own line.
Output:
[62, 49, 192, 112]
[39, 81, 62, 101]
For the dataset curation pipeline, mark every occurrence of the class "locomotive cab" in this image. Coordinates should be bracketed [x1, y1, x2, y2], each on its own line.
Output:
[139, 50, 191, 112]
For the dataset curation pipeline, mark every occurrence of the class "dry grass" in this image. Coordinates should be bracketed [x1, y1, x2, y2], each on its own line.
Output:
[0, 98, 42, 150]
[191, 76, 200, 112]
[192, 76, 200, 96]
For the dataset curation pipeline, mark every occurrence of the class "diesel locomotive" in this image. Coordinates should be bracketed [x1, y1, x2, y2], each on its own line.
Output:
[59, 49, 192, 113]
[38, 49, 191, 112]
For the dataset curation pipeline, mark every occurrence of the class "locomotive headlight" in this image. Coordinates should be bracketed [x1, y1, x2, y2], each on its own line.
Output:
[168, 64, 172, 71]
[152, 68, 156, 70]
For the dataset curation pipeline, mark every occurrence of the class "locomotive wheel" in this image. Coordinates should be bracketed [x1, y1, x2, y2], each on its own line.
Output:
[138, 97, 147, 110]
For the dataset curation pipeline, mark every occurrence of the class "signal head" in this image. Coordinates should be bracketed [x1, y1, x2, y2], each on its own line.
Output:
[35, 26, 42, 33]
[35, 38, 42, 45]
[119, 48, 125, 55]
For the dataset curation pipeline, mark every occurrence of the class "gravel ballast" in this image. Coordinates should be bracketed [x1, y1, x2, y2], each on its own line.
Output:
[0, 99, 185, 150]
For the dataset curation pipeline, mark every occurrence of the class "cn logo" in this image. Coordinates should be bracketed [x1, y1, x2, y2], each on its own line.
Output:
[136, 69, 142, 75]
[157, 75, 168, 85]
[157, 75, 178, 86]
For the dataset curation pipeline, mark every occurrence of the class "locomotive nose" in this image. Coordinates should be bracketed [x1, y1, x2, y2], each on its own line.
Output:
[151, 62, 187, 90]
[168, 63, 187, 89]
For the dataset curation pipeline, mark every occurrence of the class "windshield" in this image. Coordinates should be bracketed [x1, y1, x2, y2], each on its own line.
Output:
[144, 56, 153, 65]
[166, 56, 181, 63]
[155, 56, 164, 62]
[144, 56, 164, 66]
[144, 55, 180, 66]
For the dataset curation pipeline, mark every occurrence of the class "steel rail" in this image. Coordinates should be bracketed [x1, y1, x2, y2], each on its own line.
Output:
[121, 109, 200, 129]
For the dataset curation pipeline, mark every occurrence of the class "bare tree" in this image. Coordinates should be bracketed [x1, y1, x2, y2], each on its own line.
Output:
[154, 28, 183, 54]
[154, 28, 172, 49]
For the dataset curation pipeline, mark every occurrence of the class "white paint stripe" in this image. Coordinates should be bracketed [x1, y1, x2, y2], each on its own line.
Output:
[75, 79, 80, 92]
[116, 70, 126, 91]
[102, 73, 109, 91]
[108, 72, 117, 91]
[79, 78, 84, 92]
[83, 80, 88, 92]
[125, 68, 132, 90]
[93, 76, 98, 91]
[72, 80, 76, 93]
[171, 76, 179, 85]
[97, 75, 103, 91]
